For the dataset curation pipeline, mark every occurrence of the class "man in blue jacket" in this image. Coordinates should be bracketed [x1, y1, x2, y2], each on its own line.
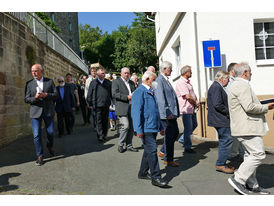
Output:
[131, 71, 169, 188]
[207, 71, 234, 174]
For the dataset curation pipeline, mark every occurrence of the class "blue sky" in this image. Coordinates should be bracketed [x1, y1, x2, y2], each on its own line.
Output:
[78, 12, 137, 34]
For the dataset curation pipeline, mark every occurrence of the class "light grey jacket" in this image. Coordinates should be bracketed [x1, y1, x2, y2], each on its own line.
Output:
[228, 78, 268, 136]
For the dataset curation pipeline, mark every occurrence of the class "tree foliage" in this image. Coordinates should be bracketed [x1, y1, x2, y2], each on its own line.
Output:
[79, 12, 158, 74]
[35, 12, 60, 34]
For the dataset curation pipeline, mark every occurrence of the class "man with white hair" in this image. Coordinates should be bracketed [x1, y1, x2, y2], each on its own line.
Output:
[138, 66, 155, 85]
[227, 62, 274, 195]
[155, 61, 180, 167]
[207, 71, 234, 174]
[131, 71, 169, 188]
[25, 64, 57, 166]
[112, 67, 138, 153]
[176, 65, 199, 153]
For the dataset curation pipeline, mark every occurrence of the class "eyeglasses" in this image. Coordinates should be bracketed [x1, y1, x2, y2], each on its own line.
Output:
[58, 80, 64, 83]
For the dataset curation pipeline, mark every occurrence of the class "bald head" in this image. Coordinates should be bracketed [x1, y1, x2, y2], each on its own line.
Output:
[31, 64, 43, 80]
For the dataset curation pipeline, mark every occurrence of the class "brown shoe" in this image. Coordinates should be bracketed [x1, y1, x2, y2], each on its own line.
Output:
[164, 161, 180, 167]
[158, 151, 164, 159]
[216, 165, 234, 174]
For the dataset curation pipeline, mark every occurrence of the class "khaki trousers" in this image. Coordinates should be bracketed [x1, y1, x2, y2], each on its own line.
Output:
[234, 136, 266, 188]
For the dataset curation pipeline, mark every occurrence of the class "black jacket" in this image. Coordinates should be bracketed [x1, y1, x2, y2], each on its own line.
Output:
[87, 78, 112, 108]
[55, 85, 75, 113]
[207, 81, 230, 128]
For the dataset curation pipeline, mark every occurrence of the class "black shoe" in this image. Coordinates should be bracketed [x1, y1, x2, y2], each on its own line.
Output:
[138, 173, 151, 180]
[246, 185, 270, 195]
[118, 145, 126, 153]
[127, 146, 138, 152]
[228, 175, 250, 195]
[151, 178, 169, 188]
[47, 145, 55, 156]
[35, 156, 44, 166]
[184, 149, 196, 154]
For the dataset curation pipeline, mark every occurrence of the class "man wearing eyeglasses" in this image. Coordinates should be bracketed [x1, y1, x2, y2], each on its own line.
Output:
[55, 76, 76, 138]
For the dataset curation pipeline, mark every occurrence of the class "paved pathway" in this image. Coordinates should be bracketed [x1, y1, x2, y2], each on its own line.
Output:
[1, 115, 274, 195]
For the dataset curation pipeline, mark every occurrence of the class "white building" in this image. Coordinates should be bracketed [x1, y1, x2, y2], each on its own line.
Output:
[154, 12, 274, 146]
[155, 12, 274, 98]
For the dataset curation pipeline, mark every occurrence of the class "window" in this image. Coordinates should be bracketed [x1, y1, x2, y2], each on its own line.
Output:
[50, 13, 55, 22]
[69, 23, 72, 32]
[254, 22, 274, 60]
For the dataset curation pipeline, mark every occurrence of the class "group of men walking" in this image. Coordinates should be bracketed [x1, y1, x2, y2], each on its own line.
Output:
[24, 61, 274, 194]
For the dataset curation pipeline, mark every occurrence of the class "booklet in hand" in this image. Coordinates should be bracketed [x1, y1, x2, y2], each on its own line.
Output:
[260, 98, 274, 104]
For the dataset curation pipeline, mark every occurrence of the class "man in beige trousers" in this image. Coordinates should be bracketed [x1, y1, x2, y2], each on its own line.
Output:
[227, 62, 274, 195]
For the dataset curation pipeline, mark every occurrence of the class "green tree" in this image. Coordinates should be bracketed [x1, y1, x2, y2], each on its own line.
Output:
[35, 12, 60, 33]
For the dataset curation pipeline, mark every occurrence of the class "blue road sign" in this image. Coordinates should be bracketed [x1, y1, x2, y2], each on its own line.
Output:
[202, 40, 221, 68]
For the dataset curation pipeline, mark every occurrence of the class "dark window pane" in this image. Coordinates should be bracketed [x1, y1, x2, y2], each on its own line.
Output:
[264, 22, 274, 33]
[265, 35, 274, 46]
[255, 36, 264, 47]
[266, 48, 274, 59]
[254, 23, 263, 34]
[256, 48, 265, 60]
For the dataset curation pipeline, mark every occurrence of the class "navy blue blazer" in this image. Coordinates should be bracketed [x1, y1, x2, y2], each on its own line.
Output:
[207, 81, 230, 128]
[55, 85, 75, 113]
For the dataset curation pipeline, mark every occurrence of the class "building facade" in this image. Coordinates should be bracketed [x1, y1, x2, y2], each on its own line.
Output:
[45, 12, 80, 56]
[155, 12, 274, 147]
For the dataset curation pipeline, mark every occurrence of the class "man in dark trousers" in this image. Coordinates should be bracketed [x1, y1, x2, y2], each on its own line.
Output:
[87, 68, 112, 142]
[24, 64, 57, 166]
[131, 71, 169, 188]
[55, 76, 75, 138]
[78, 75, 90, 125]
[207, 71, 234, 174]
[112, 67, 138, 153]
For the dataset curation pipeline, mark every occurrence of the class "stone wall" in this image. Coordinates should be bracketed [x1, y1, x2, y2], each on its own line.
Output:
[0, 13, 85, 148]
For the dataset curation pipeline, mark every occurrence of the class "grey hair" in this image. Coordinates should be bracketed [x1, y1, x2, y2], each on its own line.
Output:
[57, 76, 64, 81]
[234, 62, 250, 77]
[121, 67, 130, 73]
[180, 65, 191, 75]
[147, 66, 155, 72]
[142, 71, 157, 82]
[159, 61, 172, 72]
[215, 71, 229, 81]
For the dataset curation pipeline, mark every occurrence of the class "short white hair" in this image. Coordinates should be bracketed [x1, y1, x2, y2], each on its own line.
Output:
[159, 61, 172, 72]
[215, 71, 229, 81]
[180, 65, 191, 75]
[57, 76, 64, 81]
[234, 62, 250, 77]
[142, 71, 157, 82]
[147, 66, 155, 72]
[121, 67, 130, 73]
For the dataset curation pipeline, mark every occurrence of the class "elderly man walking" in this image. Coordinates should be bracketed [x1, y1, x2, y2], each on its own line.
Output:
[155, 61, 180, 167]
[112, 67, 138, 153]
[207, 71, 234, 174]
[227, 62, 274, 195]
[24, 64, 57, 166]
[131, 71, 169, 188]
[176, 65, 199, 153]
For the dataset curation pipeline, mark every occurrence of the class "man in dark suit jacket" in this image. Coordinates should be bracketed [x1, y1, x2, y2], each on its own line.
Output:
[112, 67, 138, 153]
[55, 76, 75, 138]
[87, 68, 112, 142]
[207, 71, 234, 174]
[24, 64, 57, 166]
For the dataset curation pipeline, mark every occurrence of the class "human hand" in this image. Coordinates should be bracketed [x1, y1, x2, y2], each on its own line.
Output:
[35, 93, 41, 99]
[160, 130, 165, 136]
[268, 103, 274, 110]
[137, 133, 144, 138]
[72, 107, 76, 111]
[39, 92, 48, 99]
[167, 114, 174, 120]
[127, 95, 132, 101]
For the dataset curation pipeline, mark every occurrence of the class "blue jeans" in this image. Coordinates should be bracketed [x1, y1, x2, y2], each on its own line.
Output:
[31, 114, 54, 157]
[178, 113, 197, 150]
[215, 127, 233, 166]
[160, 119, 179, 161]
[139, 132, 161, 180]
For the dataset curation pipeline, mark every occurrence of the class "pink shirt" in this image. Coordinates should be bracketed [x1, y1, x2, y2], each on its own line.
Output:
[176, 76, 197, 114]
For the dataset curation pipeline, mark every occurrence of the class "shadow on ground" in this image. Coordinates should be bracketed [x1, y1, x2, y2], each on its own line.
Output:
[0, 114, 115, 168]
[0, 173, 20, 193]
[161, 141, 218, 183]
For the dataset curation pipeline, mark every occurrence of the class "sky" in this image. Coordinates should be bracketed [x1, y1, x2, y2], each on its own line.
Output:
[78, 12, 137, 34]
